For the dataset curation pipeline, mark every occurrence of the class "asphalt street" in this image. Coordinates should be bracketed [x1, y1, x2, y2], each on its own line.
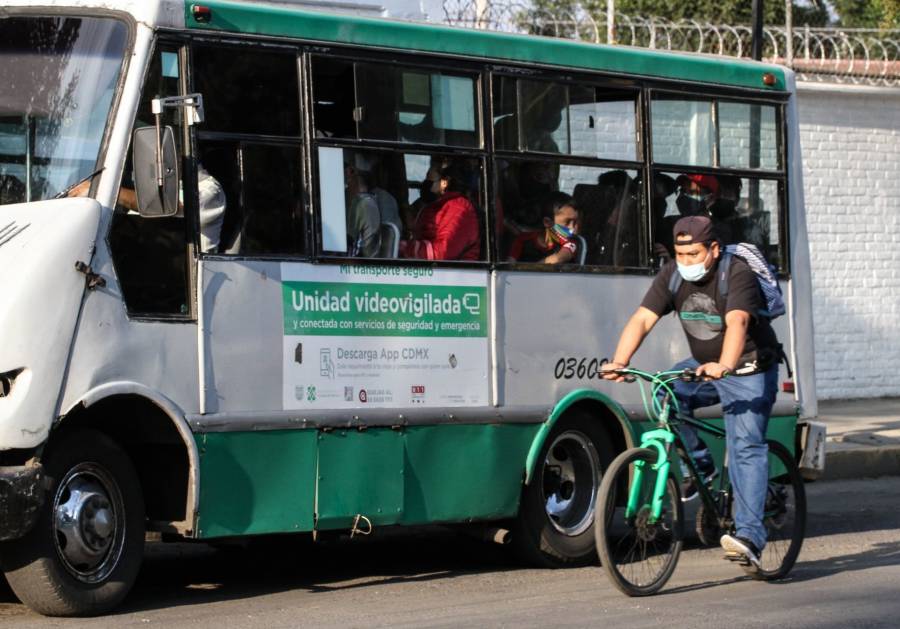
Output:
[2, 477, 899, 628]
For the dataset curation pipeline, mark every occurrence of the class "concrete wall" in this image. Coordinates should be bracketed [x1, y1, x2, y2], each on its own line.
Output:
[797, 83, 900, 400]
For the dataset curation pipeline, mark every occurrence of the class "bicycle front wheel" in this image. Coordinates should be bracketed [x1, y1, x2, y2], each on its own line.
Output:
[595, 447, 684, 596]
[747, 440, 807, 580]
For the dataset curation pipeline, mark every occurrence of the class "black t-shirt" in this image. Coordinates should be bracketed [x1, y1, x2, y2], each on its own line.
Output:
[641, 257, 779, 365]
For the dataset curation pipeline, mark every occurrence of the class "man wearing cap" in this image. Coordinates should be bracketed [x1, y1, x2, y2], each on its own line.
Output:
[601, 215, 781, 571]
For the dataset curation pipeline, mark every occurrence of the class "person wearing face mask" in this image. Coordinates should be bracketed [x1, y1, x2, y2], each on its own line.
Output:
[675, 173, 719, 217]
[600, 215, 781, 573]
[402, 162, 480, 261]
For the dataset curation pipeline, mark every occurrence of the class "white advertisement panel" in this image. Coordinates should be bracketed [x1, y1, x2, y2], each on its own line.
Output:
[282, 263, 489, 410]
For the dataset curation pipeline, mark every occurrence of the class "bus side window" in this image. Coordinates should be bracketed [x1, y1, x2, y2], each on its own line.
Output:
[311, 57, 356, 139]
[109, 44, 190, 316]
[358, 63, 479, 148]
[497, 158, 641, 267]
[193, 45, 305, 256]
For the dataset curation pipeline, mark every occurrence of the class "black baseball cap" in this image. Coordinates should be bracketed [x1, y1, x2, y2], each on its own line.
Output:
[673, 215, 715, 245]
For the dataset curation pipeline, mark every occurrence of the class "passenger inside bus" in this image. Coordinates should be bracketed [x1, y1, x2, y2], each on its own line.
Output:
[653, 173, 719, 259]
[709, 174, 743, 245]
[0, 174, 25, 205]
[344, 157, 382, 258]
[507, 191, 580, 264]
[402, 161, 480, 261]
[592, 170, 638, 266]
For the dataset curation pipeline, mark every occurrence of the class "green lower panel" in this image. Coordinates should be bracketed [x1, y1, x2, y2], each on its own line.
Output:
[195, 423, 542, 538]
[316, 429, 404, 529]
[401, 423, 540, 525]
[196, 430, 317, 538]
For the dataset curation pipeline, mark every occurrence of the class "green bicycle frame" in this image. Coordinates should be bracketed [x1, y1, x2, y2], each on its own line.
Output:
[625, 428, 675, 522]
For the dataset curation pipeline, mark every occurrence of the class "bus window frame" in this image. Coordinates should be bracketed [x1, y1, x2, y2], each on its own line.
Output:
[308, 50, 486, 148]
[489, 69, 647, 272]
[645, 87, 790, 276]
[186, 35, 311, 262]
[161, 28, 793, 276]
[105, 33, 201, 323]
[307, 48, 490, 267]
[488, 70, 643, 163]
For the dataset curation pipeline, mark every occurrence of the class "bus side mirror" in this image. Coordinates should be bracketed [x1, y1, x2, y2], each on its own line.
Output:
[132, 125, 179, 218]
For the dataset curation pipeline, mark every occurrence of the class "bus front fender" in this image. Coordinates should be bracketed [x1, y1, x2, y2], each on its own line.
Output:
[524, 389, 636, 485]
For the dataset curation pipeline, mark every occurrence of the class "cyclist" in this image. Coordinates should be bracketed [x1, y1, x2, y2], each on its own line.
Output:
[600, 215, 780, 570]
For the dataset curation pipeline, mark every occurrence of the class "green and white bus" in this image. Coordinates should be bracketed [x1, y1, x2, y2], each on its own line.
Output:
[0, 0, 817, 616]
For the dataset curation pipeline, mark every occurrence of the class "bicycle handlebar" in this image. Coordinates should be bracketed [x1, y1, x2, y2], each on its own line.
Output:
[599, 365, 706, 384]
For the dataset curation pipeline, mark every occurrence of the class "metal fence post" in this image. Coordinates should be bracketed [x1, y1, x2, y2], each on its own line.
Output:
[607, 0, 616, 45]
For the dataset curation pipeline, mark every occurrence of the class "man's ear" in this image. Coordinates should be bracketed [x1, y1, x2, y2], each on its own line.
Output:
[710, 240, 721, 259]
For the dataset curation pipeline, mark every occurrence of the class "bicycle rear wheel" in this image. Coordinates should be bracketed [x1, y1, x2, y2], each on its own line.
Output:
[595, 448, 684, 596]
[745, 440, 806, 580]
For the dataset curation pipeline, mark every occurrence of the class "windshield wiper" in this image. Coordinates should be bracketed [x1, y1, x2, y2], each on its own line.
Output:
[54, 167, 105, 200]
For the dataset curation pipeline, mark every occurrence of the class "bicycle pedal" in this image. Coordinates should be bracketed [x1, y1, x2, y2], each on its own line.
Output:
[724, 551, 750, 565]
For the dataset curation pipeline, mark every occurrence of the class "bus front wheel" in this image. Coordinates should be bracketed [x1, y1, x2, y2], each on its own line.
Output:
[513, 414, 613, 567]
[0, 428, 145, 617]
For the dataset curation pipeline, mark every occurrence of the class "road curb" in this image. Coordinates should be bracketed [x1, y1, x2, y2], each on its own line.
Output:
[823, 445, 900, 481]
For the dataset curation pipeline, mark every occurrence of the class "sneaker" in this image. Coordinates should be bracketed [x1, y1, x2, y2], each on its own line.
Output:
[680, 468, 717, 502]
[720, 534, 761, 570]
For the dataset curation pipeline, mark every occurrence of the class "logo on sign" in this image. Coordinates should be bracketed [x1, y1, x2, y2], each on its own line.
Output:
[344, 386, 354, 401]
[411, 385, 425, 403]
[359, 389, 368, 403]
[319, 348, 335, 379]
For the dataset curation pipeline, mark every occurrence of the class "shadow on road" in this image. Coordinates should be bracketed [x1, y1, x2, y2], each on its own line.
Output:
[107, 526, 520, 615]
[775, 540, 900, 585]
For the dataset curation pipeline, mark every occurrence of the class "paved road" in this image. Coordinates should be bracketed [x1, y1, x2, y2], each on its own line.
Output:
[3, 477, 900, 628]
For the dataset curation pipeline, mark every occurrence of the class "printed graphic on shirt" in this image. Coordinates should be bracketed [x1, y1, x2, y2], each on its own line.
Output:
[679, 292, 723, 341]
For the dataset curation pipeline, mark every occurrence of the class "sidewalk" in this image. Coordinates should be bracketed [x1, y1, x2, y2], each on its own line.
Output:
[817, 397, 900, 480]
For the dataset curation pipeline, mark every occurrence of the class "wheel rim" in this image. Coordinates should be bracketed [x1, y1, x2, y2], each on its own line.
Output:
[541, 430, 601, 536]
[52, 462, 126, 583]
[756, 477, 801, 576]
[598, 451, 682, 593]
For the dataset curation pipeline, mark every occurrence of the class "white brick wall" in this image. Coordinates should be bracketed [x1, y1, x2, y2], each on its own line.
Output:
[797, 84, 900, 399]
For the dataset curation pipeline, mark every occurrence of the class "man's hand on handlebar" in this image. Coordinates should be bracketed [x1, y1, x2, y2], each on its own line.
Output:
[694, 362, 731, 380]
[599, 360, 631, 383]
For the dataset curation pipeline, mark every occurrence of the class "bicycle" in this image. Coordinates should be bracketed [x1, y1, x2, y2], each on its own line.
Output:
[594, 366, 806, 596]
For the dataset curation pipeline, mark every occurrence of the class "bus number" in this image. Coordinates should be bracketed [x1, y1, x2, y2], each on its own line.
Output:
[554, 357, 599, 380]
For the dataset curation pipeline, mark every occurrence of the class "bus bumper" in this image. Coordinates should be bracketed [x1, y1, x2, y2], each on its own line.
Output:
[0, 463, 44, 541]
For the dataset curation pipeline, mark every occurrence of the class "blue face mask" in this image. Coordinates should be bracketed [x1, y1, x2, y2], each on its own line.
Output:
[676, 250, 712, 282]
[551, 223, 574, 240]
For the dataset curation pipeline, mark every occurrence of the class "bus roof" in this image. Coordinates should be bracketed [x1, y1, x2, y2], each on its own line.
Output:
[1, 0, 788, 91]
[185, 0, 789, 92]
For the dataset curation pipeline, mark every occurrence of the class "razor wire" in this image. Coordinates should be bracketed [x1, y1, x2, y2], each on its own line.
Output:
[441, 0, 900, 86]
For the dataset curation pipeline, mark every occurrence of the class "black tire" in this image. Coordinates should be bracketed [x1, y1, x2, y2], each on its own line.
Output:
[744, 440, 806, 580]
[0, 428, 145, 616]
[595, 447, 684, 596]
[513, 413, 614, 568]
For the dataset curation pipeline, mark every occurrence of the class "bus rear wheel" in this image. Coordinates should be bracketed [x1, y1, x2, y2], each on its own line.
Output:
[0, 428, 145, 617]
[513, 414, 613, 567]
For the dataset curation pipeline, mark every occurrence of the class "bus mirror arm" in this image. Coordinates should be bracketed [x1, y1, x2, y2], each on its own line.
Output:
[149, 93, 204, 186]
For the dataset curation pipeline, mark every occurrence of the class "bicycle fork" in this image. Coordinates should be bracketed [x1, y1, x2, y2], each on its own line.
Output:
[625, 429, 676, 523]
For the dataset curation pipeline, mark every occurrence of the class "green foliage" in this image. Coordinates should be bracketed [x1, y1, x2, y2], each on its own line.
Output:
[525, 0, 831, 28]
[830, 0, 900, 29]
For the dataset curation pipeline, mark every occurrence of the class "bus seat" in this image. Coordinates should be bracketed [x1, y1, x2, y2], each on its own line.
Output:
[575, 234, 587, 265]
[378, 222, 400, 258]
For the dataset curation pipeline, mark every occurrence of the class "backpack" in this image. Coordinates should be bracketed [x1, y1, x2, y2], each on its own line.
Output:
[668, 243, 786, 320]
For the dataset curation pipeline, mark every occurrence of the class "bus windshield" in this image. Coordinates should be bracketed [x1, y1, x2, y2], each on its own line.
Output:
[0, 15, 128, 205]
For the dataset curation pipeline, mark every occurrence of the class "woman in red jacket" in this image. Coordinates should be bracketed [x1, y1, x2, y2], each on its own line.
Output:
[403, 163, 481, 261]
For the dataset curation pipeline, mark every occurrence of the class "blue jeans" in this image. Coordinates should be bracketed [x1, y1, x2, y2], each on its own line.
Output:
[666, 357, 779, 551]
